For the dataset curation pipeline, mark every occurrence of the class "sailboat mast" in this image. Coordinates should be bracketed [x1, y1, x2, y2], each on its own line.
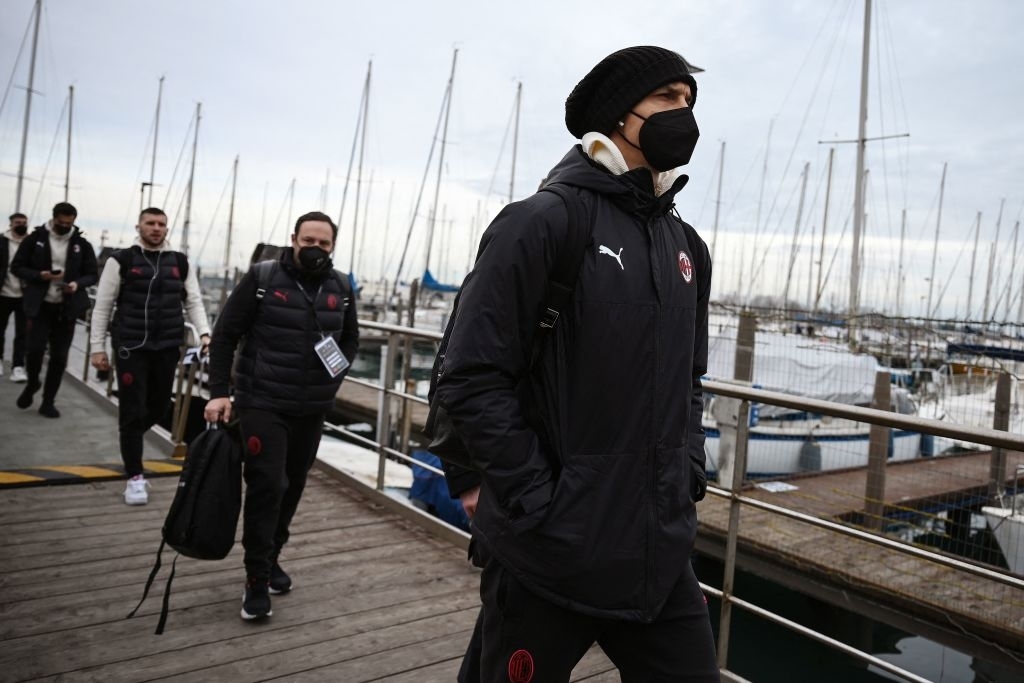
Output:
[15, 0, 42, 212]
[983, 198, 1005, 321]
[350, 61, 371, 275]
[1005, 219, 1020, 322]
[224, 155, 238, 271]
[848, 0, 872, 318]
[423, 48, 458, 279]
[181, 102, 202, 257]
[711, 140, 725, 266]
[782, 161, 810, 307]
[925, 162, 947, 319]
[148, 76, 164, 207]
[64, 85, 73, 201]
[966, 211, 981, 319]
[509, 81, 522, 204]
[380, 180, 395, 281]
[814, 147, 835, 314]
[895, 208, 906, 318]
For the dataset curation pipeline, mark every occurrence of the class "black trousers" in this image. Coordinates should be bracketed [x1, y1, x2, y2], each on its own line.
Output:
[114, 347, 181, 476]
[459, 559, 719, 683]
[0, 295, 26, 368]
[25, 302, 76, 404]
[238, 407, 325, 579]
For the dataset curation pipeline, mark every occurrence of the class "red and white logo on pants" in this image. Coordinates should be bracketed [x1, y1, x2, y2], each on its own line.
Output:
[508, 649, 534, 683]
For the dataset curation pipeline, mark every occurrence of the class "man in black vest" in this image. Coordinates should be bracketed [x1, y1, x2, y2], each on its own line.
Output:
[90, 207, 211, 506]
[205, 211, 359, 622]
[11, 202, 98, 418]
[1, 212, 30, 383]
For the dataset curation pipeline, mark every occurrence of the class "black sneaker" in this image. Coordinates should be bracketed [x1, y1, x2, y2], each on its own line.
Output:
[16, 381, 40, 409]
[38, 403, 60, 418]
[269, 562, 292, 594]
[240, 577, 272, 620]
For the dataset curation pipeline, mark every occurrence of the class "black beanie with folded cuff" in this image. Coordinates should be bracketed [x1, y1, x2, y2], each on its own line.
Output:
[565, 46, 701, 139]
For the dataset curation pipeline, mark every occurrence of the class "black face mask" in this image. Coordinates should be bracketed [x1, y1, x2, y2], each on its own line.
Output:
[52, 223, 73, 236]
[11, 224, 27, 236]
[626, 107, 700, 172]
[297, 245, 331, 274]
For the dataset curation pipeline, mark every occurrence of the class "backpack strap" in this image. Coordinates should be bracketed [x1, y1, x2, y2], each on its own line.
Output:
[126, 537, 165, 620]
[536, 183, 592, 332]
[253, 260, 277, 301]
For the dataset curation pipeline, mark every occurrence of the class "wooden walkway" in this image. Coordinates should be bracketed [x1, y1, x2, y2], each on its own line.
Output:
[0, 469, 621, 682]
[695, 451, 1024, 666]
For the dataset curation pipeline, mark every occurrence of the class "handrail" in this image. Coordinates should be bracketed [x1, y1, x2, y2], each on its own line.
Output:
[704, 378, 1024, 451]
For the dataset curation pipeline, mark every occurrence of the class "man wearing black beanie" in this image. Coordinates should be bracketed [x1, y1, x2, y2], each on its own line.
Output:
[436, 46, 717, 681]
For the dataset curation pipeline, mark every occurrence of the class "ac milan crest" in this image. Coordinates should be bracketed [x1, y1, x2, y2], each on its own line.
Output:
[327, 294, 338, 310]
[678, 250, 694, 283]
[508, 649, 535, 683]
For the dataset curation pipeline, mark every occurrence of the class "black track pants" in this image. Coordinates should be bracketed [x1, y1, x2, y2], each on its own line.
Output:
[114, 347, 181, 476]
[238, 408, 325, 579]
[25, 302, 75, 404]
[0, 295, 26, 368]
[460, 559, 720, 683]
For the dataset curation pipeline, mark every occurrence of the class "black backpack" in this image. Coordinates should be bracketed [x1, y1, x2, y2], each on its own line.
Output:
[127, 423, 243, 634]
[424, 182, 593, 469]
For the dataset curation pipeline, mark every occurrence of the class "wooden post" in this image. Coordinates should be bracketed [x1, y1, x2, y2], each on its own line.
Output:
[864, 370, 891, 530]
[989, 372, 1012, 500]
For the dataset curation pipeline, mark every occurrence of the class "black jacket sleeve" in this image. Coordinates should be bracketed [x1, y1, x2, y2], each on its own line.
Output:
[73, 238, 98, 288]
[10, 234, 41, 281]
[687, 228, 712, 501]
[433, 192, 569, 533]
[208, 270, 258, 399]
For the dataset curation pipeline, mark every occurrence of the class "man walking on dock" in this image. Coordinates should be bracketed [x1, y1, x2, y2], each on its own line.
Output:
[89, 207, 211, 506]
[12, 202, 98, 419]
[435, 46, 718, 681]
[0, 212, 29, 383]
[204, 211, 359, 622]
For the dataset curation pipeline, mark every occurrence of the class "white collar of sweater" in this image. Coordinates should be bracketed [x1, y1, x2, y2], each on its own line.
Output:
[134, 236, 170, 252]
[580, 132, 681, 197]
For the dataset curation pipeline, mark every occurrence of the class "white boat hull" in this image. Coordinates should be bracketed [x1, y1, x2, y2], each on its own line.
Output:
[981, 503, 1024, 575]
[703, 417, 923, 477]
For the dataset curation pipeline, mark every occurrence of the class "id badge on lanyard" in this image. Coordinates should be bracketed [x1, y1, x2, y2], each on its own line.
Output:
[314, 336, 349, 378]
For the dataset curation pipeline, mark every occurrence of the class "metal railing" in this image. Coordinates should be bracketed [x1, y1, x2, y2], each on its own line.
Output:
[323, 318, 1024, 682]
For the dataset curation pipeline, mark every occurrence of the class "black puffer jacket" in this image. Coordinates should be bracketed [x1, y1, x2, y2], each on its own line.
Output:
[208, 250, 359, 416]
[435, 146, 711, 622]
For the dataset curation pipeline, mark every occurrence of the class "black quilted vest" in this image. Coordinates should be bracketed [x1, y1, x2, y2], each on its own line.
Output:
[234, 260, 350, 415]
[113, 246, 187, 351]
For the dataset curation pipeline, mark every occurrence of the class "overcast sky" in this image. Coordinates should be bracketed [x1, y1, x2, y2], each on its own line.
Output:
[1, 0, 1022, 320]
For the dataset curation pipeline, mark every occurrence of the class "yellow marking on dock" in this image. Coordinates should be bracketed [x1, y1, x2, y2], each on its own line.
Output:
[0, 471, 45, 484]
[144, 460, 183, 473]
[36, 465, 122, 478]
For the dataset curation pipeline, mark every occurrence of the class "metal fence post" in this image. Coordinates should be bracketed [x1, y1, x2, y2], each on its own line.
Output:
[864, 370, 892, 530]
[988, 372, 1012, 500]
[716, 310, 756, 671]
[375, 333, 397, 491]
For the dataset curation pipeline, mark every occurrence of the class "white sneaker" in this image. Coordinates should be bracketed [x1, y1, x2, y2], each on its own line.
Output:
[10, 366, 27, 383]
[124, 476, 150, 505]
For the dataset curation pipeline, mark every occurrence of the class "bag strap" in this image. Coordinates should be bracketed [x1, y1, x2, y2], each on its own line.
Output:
[154, 553, 179, 635]
[126, 537, 165, 620]
[253, 260, 277, 301]
[535, 183, 591, 331]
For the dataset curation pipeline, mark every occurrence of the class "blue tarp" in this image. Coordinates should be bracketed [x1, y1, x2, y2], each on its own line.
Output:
[408, 450, 470, 531]
[421, 269, 460, 293]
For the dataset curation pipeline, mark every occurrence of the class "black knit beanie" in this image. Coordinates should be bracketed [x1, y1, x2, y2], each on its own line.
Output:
[565, 46, 700, 139]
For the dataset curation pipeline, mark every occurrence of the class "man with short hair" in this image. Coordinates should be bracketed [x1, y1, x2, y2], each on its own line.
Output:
[12, 202, 98, 418]
[436, 46, 718, 681]
[0, 212, 29, 383]
[205, 211, 359, 622]
[90, 207, 212, 505]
